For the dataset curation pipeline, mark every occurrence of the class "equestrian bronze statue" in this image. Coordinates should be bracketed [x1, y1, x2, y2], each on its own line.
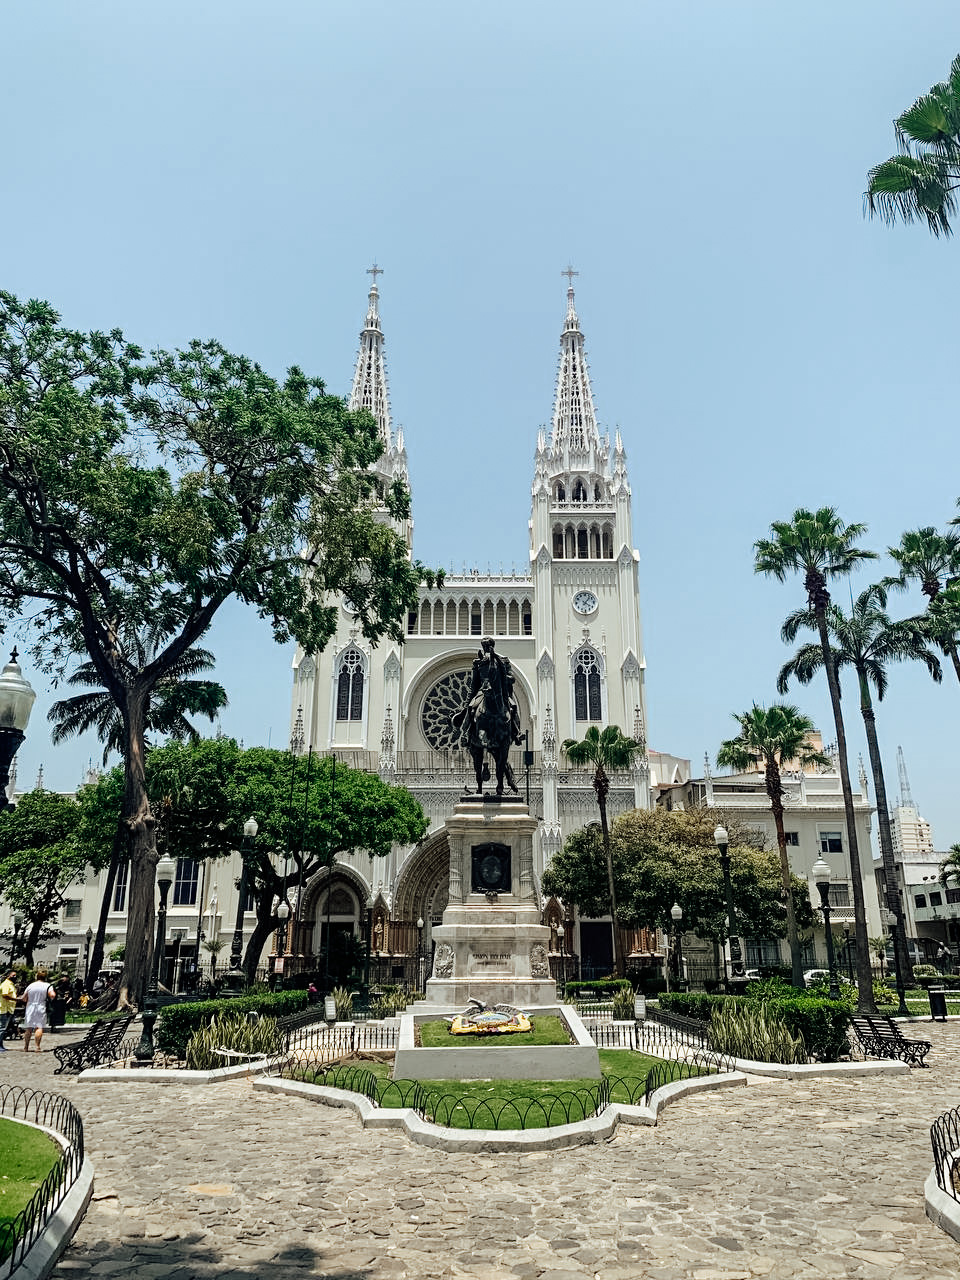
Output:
[453, 637, 523, 796]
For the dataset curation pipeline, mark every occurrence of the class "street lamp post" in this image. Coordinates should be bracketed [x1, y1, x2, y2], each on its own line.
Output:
[416, 917, 424, 993]
[843, 925, 853, 983]
[230, 817, 258, 976]
[811, 857, 841, 1001]
[671, 902, 684, 990]
[0, 649, 37, 813]
[274, 899, 290, 992]
[134, 855, 176, 1065]
[83, 926, 93, 986]
[714, 825, 748, 994]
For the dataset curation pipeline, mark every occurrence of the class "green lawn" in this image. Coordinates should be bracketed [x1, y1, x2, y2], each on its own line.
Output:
[418, 1015, 571, 1047]
[291, 1046, 709, 1129]
[0, 1118, 61, 1255]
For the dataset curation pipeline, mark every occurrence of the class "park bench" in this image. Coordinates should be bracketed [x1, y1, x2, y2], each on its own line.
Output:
[850, 1014, 931, 1068]
[53, 1013, 135, 1074]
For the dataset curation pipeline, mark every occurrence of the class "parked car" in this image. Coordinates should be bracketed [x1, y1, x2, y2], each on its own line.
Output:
[803, 969, 853, 986]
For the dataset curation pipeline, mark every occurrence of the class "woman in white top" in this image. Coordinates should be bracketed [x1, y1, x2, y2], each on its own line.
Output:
[22, 969, 55, 1053]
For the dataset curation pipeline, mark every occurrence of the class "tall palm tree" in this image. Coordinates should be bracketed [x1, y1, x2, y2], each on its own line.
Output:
[717, 705, 829, 989]
[778, 584, 942, 990]
[754, 507, 878, 1012]
[49, 642, 227, 997]
[888, 527, 960, 684]
[938, 843, 960, 889]
[866, 53, 960, 237]
[561, 725, 644, 978]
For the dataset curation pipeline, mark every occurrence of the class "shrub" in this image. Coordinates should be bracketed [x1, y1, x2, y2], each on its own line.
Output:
[660, 989, 851, 1062]
[708, 1001, 806, 1065]
[611, 990, 634, 1020]
[911, 965, 945, 989]
[332, 987, 353, 1020]
[184, 1013, 284, 1070]
[157, 990, 308, 1058]
[564, 978, 633, 999]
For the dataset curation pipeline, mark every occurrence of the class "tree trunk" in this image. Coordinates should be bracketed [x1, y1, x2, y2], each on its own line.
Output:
[243, 907, 278, 985]
[87, 821, 127, 990]
[117, 692, 157, 1009]
[765, 758, 804, 988]
[595, 767, 626, 978]
[816, 606, 876, 1014]
[858, 675, 913, 986]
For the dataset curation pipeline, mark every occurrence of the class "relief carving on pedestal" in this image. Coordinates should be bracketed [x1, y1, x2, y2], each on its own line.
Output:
[530, 943, 549, 979]
[433, 942, 455, 979]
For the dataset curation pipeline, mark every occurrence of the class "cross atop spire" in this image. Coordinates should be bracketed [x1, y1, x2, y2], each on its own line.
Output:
[550, 269, 598, 453]
[350, 265, 393, 446]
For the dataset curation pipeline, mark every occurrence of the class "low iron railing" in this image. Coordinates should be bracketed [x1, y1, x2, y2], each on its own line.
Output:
[0, 1086, 85, 1278]
[274, 1050, 733, 1131]
[930, 1105, 960, 1201]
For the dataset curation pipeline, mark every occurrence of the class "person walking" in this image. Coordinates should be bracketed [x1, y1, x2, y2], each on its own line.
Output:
[22, 969, 56, 1053]
[49, 976, 72, 1032]
[0, 969, 17, 1050]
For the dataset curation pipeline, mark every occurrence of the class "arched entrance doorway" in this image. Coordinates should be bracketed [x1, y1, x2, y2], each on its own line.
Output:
[298, 863, 370, 987]
[392, 829, 450, 984]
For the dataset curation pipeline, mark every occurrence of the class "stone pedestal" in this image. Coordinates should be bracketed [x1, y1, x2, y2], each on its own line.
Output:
[423, 795, 556, 1009]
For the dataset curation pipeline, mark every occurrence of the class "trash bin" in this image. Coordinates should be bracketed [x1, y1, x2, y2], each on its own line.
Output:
[928, 986, 948, 1022]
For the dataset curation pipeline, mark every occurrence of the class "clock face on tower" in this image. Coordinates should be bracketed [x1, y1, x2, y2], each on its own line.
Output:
[572, 591, 598, 616]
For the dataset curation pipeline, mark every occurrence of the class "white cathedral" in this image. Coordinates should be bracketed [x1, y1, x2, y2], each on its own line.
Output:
[286, 269, 663, 978]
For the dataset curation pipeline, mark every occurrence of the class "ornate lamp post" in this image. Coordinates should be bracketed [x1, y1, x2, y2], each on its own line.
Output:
[274, 898, 290, 992]
[230, 817, 258, 975]
[134, 855, 176, 1065]
[843, 924, 853, 983]
[83, 926, 93, 986]
[714, 825, 747, 994]
[811, 856, 841, 1001]
[416, 916, 424, 993]
[670, 902, 684, 989]
[0, 649, 36, 813]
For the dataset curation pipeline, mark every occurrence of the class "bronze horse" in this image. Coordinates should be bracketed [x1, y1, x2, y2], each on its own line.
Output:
[456, 678, 519, 796]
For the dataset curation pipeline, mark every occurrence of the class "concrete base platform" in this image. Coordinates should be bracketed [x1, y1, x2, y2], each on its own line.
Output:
[393, 1004, 600, 1081]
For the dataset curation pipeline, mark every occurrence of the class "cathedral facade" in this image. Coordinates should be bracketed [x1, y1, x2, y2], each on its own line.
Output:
[287, 271, 655, 978]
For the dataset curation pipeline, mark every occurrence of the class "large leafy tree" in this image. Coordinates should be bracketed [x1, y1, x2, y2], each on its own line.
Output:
[51, 641, 228, 991]
[888, 527, 960, 683]
[0, 789, 96, 964]
[0, 291, 437, 1005]
[717, 705, 829, 989]
[541, 808, 814, 956]
[866, 54, 960, 237]
[754, 507, 878, 1012]
[561, 725, 644, 977]
[81, 737, 429, 983]
[778, 585, 941, 988]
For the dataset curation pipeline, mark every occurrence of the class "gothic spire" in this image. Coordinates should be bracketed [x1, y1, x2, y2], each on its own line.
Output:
[349, 263, 393, 448]
[550, 266, 600, 454]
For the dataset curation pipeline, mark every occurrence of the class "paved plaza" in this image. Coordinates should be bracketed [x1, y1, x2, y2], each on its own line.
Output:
[2, 1023, 959, 1279]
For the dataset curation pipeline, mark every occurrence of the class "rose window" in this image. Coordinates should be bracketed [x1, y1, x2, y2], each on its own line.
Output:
[420, 670, 472, 750]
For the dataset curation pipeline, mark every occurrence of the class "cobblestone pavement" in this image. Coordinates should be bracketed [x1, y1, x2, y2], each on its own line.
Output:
[2, 1022, 959, 1279]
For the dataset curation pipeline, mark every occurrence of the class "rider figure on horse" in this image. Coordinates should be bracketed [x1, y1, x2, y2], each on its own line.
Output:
[461, 637, 523, 749]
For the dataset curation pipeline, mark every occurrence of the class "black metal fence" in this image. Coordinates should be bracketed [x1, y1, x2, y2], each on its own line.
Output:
[0, 1086, 85, 1278]
[930, 1105, 960, 1200]
[273, 1049, 734, 1131]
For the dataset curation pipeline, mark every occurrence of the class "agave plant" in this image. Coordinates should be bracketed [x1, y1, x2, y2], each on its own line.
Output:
[707, 1001, 806, 1065]
[184, 1013, 283, 1070]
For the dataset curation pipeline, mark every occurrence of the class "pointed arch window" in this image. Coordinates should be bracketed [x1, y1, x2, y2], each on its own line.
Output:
[572, 479, 587, 502]
[573, 647, 603, 721]
[336, 647, 365, 721]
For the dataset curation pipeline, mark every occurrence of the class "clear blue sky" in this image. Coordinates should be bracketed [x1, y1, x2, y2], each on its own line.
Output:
[4, 3, 960, 847]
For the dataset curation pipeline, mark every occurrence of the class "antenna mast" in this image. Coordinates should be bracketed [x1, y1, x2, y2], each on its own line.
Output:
[896, 745, 914, 808]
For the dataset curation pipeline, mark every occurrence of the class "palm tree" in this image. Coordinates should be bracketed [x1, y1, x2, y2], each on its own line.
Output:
[754, 507, 878, 1012]
[561, 725, 644, 978]
[717, 704, 829, 989]
[866, 54, 960, 237]
[938, 843, 960, 888]
[888, 527, 960, 684]
[49, 642, 227, 1001]
[778, 584, 941, 992]
[48, 646, 229, 764]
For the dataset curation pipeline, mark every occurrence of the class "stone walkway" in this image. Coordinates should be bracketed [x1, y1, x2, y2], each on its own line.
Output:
[2, 1023, 959, 1279]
